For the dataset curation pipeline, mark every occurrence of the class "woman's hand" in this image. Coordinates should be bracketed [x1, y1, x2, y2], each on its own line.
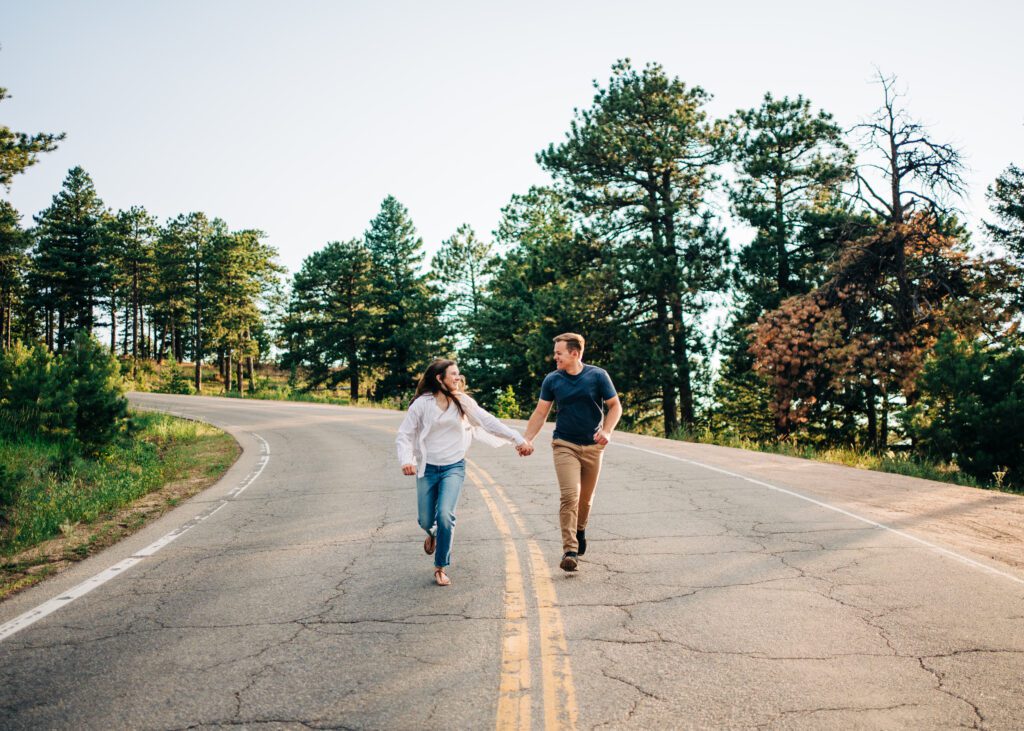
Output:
[402, 464, 416, 476]
[516, 441, 534, 457]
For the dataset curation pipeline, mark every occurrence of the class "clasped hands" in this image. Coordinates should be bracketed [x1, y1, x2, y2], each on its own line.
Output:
[516, 440, 534, 457]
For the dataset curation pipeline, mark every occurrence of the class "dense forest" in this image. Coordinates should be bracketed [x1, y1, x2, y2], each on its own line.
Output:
[3, 61, 1022, 488]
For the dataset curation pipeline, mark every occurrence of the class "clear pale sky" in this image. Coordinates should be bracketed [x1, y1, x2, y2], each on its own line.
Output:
[2, 1, 1022, 275]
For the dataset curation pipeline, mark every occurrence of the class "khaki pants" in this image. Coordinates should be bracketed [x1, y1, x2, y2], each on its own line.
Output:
[552, 438, 606, 553]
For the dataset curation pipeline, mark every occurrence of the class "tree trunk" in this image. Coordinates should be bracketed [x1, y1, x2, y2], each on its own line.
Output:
[670, 300, 695, 425]
[662, 195, 694, 427]
[349, 351, 360, 402]
[57, 309, 65, 353]
[0, 289, 7, 351]
[655, 293, 678, 436]
[110, 298, 117, 353]
[236, 356, 243, 396]
[775, 176, 790, 295]
[879, 390, 890, 452]
[865, 388, 878, 451]
[224, 352, 232, 393]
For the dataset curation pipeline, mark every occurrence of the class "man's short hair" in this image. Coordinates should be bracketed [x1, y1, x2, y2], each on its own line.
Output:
[553, 332, 585, 353]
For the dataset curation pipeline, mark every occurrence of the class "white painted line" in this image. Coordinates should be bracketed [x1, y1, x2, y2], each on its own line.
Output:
[0, 432, 271, 643]
[613, 442, 1024, 587]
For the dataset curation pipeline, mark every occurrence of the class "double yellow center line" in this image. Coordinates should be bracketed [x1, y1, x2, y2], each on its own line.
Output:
[468, 461, 579, 731]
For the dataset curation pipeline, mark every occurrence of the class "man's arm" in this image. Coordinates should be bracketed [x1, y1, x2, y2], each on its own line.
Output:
[523, 399, 553, 444]
[594, 396, 622, 445]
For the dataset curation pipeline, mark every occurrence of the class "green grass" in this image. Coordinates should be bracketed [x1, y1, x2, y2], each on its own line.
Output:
[0, 411, 234, 555]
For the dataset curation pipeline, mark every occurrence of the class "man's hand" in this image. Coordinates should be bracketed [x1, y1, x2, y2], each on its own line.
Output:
[594, 429, 612, 446]
[516, 441, 534, 457]
[401, 464, 416, 476]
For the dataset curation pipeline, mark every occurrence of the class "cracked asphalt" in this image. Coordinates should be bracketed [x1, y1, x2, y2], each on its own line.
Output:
[1, 393, 1022, 730]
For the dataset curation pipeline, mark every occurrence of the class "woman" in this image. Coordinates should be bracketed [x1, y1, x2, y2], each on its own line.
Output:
[396, 359, 528, 586]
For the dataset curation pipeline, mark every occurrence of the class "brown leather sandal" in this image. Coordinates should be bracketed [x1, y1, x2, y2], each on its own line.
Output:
[434, 567, 451, 586]
[424, 533, 436, 555]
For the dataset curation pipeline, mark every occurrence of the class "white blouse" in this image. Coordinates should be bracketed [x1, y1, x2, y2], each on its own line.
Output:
[423, 401, 467, 466]
[396, 393, 525, 477]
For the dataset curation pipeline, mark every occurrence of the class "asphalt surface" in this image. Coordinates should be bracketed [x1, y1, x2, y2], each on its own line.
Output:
[1, 393, 1022, 730]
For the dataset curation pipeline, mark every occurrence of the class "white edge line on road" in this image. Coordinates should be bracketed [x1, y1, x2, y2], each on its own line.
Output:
[613, 442, 1024, 587]
[0, 432, 271, 643]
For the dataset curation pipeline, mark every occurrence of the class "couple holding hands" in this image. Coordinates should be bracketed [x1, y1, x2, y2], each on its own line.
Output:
[396, 333, 622, 586]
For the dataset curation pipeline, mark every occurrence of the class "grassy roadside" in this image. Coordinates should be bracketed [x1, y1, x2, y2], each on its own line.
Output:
[0, 411, 239, 602]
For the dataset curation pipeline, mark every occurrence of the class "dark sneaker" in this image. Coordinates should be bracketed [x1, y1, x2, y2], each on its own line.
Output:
[576, 529, 587, 556]
[560, 551, 579, 572]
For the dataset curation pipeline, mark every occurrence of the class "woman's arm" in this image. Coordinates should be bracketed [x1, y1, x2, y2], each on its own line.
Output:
[395, 400, 422, 472]
[464, 397, 525, 445]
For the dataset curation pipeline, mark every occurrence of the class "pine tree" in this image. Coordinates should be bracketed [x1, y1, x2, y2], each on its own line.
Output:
[0, 202, 30, 350]
[104, 207, 157, 369]
[152, 215, 195, 364]
[30, 167, 107, 351]
[205, 227, 281, 394]
[282, 239, 374, 399]
[985, 163, 1024, 314]
[363, 196, 446, 399]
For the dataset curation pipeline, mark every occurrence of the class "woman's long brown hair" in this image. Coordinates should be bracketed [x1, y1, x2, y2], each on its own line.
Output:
[414, 359, 465, 418]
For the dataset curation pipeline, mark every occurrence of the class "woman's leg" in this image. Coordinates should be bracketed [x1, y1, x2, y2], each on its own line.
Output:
[416, 467, 439, 536]
[433, 461, 466, 568]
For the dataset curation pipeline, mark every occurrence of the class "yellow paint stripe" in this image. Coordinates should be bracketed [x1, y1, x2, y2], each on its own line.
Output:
[468, 459, 529, 534]
[473, 459, 579, 731]
[527, 541, 579, 731]
[469, 470, 531, 731]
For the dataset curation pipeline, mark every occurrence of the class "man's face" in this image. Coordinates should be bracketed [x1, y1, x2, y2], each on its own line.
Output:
[553, 341, 581, 371]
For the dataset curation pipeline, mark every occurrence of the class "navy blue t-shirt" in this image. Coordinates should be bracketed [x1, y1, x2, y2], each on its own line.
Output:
[539, 364, 617, 445]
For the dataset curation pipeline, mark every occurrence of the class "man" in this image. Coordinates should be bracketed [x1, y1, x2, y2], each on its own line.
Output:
[520, 333, 622, 572]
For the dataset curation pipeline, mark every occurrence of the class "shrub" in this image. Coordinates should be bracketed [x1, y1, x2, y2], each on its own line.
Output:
[493, 385, 522, 419]
[0, 333, 129, 454]
[905, 333, 1024, 489]
[0, 342, 75, 441]
[60, 331, 129, 452]
[156, 365, 194, 395]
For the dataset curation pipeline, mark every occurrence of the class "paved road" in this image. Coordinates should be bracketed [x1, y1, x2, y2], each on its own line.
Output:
[1, 393, 1022, 730]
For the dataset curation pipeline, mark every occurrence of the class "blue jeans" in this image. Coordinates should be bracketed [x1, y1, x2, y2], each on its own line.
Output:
[417, 460, 466, 568]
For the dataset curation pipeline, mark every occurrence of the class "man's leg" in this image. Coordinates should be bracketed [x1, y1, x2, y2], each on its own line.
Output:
[576, 444, 605, 533]
[552, 440, 583, 554]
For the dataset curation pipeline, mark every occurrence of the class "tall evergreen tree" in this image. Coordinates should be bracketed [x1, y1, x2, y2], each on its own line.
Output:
[364, 196, 446, 399]
[164, 213, 220, 391]
[152, 216, 193, 363]
[985, 163, 1024, 314]
[538, 59, 729, 433]
[725, 94, 856, 322]
[282, 239, 374, 399]
[30, 167, 107, 351]
[206, 227, 281, 394]
[431, 223, 494, 331]
[0, 202, 30, 350]
[104, 206, 157, 367]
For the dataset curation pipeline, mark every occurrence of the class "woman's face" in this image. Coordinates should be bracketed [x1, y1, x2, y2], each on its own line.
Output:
[439, 364, 463, 393]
